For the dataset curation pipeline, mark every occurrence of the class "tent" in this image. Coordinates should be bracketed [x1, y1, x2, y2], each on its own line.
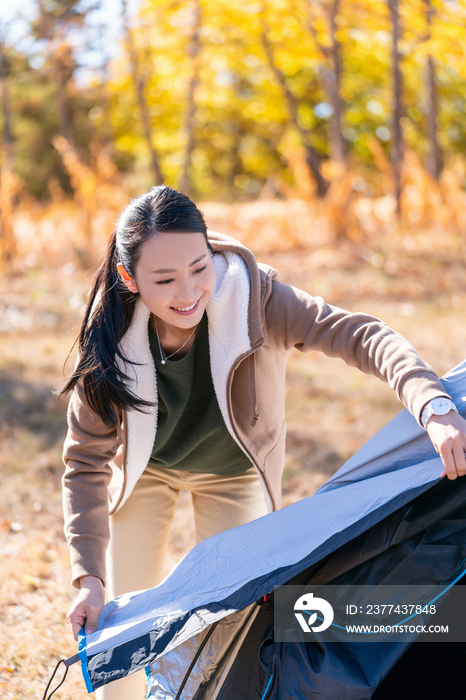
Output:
[62, 360, 466, 700]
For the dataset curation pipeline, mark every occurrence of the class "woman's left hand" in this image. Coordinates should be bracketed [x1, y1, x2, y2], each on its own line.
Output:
[426, 411, 466, 479]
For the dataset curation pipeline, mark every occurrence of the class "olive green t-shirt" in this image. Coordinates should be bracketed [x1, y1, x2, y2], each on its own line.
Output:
[147, 312, 253, 475]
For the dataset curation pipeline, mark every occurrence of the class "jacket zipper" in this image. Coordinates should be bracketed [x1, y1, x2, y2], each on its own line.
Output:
[225, 343, 275, 511]
[224, 266, 276, 510]
[249, 352, 260, 427]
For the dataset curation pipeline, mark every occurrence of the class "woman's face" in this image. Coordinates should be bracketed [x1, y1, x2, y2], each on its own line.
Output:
[118, 231, 216, 332]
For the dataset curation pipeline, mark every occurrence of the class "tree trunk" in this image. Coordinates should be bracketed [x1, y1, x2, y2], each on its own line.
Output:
[425, 0, 441, 179]
[122, 0, 164, 186]
[425, 56, 441, 179]
[0, 43, 17, 260]
[52, 45, 75, 144]
[388, 0, 403, 218]
[178, 0, 201, 197]
[0, 53, 13, 167]
[260, 27, 329, 197]
[325, 0, 345, 163]
[306, 0, 345, 163]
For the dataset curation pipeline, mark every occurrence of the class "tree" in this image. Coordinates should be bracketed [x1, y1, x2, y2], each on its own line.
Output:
[178, 0, 202, 197]
[0, 41, 13, 170]
[0, 35, 18, 261]
[387, 0, 403, 217]
[305, 0, 346, 163]
[121, 0, 164, 186]
[260, 12, 329, 196]
[30, 0, 91, 145]
[424, 0, 441, 179]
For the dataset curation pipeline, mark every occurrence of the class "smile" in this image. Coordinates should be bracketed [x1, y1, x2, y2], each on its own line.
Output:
[170, 298, 201, 314]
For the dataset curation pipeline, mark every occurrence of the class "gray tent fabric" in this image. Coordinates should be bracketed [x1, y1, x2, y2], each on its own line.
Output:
[67, 359, 466, 698]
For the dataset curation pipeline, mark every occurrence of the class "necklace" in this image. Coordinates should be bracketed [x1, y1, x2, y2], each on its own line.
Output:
[152, 314, 199, 364]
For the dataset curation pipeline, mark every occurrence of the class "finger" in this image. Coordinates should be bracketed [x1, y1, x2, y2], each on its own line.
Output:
[439, 445, 457, 480]
[84, 603, 102, 635]
[67, 604, 86, 641]
[85, 616, 99, 635]
[71, 619, 83, 641]
[452, 443, 466, 477]
[67, 599, 86, 618]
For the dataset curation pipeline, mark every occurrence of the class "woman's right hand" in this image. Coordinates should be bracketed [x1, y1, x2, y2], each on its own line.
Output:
[67, 575, 106, 641]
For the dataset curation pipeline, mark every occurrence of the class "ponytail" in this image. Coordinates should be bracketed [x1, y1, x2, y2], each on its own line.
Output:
[60, 231, 154, 425]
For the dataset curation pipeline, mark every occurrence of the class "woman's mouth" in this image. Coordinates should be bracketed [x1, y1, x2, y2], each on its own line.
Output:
[170, 298, 201, 316]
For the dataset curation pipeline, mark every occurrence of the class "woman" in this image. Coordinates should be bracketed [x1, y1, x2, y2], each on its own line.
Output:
[61, 186, 466, 700]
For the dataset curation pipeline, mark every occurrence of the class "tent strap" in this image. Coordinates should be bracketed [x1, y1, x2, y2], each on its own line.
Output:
[42, 659, 69, 700]
[175, 621, 220, 700]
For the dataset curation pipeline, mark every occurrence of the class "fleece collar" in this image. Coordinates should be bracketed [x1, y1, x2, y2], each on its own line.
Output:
[207, 231, 266, 348]
[116, 244, 256, 510]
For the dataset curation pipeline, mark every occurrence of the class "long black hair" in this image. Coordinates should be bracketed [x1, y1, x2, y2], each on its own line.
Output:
[60, 186, 210, 425]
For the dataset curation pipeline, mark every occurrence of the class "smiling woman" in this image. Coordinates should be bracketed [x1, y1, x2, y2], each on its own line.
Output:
[61, 186, 213, 423]
[59, 185, 466, 700]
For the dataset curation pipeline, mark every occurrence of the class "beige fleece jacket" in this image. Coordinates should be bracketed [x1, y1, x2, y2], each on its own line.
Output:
[62, 232, 451, 588]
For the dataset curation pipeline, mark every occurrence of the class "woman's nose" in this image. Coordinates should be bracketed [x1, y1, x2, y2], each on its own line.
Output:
[174, 277, 197, 301]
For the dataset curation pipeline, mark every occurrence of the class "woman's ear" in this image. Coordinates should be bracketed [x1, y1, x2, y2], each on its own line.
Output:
[117, 263, 138, 293]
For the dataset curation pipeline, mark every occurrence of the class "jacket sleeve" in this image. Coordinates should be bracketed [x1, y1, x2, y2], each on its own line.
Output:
[264, 279, 451, 425]
[62, 379, 118, 589]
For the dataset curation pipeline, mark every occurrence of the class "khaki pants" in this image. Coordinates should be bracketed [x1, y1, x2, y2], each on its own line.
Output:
[96, 464, 268, 700]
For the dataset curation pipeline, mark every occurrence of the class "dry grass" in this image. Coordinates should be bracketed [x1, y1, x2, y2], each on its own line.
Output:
[1, 198, 466, 698]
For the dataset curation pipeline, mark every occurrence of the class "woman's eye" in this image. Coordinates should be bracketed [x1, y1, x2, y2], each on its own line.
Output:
[156, 267, 205, 284]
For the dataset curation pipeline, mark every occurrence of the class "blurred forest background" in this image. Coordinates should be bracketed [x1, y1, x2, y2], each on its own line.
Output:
[2, 0, 466, 697]
[1, 0, 466, 258]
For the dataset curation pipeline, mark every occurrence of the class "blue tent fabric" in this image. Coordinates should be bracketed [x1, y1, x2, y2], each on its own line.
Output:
[70, 359, 466, 696]
[231, 474, 466, 700]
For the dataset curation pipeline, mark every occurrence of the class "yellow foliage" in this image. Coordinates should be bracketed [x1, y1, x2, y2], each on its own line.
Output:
[52, 136, 127, 250]
[7, 144, 466, 267]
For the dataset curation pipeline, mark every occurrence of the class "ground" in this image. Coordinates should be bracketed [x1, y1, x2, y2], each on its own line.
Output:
[1, 222, 465, 699]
